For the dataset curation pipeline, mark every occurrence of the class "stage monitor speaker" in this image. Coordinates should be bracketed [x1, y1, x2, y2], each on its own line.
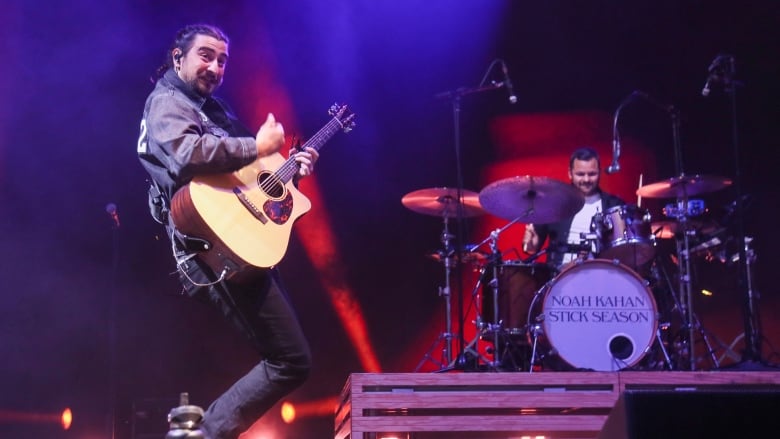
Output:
[598, 388, 780, 439]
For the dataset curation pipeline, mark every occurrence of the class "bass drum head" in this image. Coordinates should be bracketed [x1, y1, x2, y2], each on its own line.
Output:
[540, 259, 658, 371]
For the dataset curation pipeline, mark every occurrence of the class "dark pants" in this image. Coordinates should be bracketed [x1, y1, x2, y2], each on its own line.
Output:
[180, 260, 312, 439]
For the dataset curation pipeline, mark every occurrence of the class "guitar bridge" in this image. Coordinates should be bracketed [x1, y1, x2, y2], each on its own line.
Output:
[233, 187, 268, 224]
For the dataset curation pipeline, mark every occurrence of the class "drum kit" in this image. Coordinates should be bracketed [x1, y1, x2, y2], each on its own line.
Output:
[404, 172, 743, 373]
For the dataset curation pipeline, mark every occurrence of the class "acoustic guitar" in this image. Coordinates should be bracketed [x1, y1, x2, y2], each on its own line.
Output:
[170, 103, 355, 281]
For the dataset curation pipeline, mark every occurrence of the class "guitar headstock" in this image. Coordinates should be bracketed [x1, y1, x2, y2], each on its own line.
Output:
[329, 103, 356, 133]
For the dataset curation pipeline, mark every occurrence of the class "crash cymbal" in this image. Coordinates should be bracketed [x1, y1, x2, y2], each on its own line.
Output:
[478, 175, 585, 224]
[401, 187, 485, 217]
[636, 174, 732, 199]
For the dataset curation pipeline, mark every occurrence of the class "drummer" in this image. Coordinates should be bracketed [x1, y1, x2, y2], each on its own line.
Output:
[522, 146, 625, 270]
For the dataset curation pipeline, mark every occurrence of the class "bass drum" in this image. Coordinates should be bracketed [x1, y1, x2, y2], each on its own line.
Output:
[535, 259, 658, 371]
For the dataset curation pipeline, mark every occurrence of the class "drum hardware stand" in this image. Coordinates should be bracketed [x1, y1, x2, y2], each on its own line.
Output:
[527, 322, 544, 372]
[468, 215, 529, 370]
[415, 212, 459, 372]
[703, 55, 777, 370]
[434, 60, 515, 371]
[651, 91, 704, 370]
[674, 199, 698, 370]
[654, 322, 674, 370]
[654, 244, 720, 370]
[524, 278, 555, 373]
[485, 230, 511, 369]
[454, 264, 494, 370]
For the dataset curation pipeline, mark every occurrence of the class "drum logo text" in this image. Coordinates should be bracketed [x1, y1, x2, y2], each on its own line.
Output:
[546, 295, 653, 323]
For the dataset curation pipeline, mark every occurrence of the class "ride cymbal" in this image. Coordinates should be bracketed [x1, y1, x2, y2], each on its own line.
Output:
[636, 174, 732, 199]
[401, 187, 485, 217]
[478, 175, 585, 224]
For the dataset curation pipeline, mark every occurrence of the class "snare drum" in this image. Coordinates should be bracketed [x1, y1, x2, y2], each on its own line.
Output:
[535, 259, 658, 371]
[591, 204, 655, 268]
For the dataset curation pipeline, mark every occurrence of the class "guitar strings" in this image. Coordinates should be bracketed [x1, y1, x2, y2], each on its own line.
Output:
[257, 117, 342, 194]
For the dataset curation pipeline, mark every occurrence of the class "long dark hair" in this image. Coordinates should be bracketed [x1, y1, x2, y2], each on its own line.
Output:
[150, 23, 230, 83]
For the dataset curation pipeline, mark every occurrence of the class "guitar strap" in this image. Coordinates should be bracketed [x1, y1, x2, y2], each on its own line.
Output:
[148, 178, 212, 253]
[147, 179, 169, 225]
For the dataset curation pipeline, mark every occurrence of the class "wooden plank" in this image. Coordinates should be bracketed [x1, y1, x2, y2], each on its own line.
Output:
[618, 370, 780, 391]
[350, 391, 617, 409]
[351, 414, 608, 432]
[349, 371, 619, 387]
[334, 371, 780, 439]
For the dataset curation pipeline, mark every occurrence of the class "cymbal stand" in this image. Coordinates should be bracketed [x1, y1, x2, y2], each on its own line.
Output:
[741, 236, 763, 358]
[435, 60, 515, 370]
[486, 230, 504, 368]
[674, 194, 697, 370]
[655, 225, 719, 370]
[415, 213, 458, 372]
[706, 55, 775, 369]
[451, 264, 494, 370]
[656, 98, 702, 371]
[469, 215, 527, 369]
[627, 90, 723, 370]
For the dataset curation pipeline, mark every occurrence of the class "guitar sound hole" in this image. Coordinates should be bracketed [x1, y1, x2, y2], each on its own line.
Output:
[257, 172, 285, 199]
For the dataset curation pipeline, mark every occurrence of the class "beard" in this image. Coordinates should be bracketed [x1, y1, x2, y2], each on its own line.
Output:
[577, 181, 598, 196]
[187, 75, 221, 97]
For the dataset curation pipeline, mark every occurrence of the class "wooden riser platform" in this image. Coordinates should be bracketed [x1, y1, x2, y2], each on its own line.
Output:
[334, 371, 780, 439]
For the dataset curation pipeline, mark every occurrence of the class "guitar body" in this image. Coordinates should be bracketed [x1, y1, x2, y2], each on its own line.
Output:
[171, 152, 311, 280]
[169, 103, 355, 281]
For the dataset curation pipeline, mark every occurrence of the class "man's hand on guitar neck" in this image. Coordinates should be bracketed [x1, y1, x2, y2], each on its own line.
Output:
[291, 146, 319, 178]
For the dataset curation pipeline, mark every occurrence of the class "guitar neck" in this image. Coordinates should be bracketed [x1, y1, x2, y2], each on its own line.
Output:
[276, 116, 347, 183]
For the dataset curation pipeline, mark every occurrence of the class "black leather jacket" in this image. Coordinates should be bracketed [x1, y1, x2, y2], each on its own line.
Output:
[137, 68, 257, 213]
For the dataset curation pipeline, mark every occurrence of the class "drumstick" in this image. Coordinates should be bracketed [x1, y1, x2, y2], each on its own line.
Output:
[637, 173, 643, 207]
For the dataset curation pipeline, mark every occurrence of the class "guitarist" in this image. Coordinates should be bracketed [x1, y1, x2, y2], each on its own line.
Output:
[137, 23, 318, 439]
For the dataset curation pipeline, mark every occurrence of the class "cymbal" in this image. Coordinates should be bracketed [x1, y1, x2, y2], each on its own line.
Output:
[401, 187, 485, 217]
[651, 219, 721, 240]
[636, 174, 732, 199]
[426, 249, 488, 265]
[651, 221, 682, 239]
[478, 175, 585, 224]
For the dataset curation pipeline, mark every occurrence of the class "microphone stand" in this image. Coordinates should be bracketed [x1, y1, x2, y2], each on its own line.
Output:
[106, 206, 121, 439]
[621, 90, 701, 370]
[434, 60, 513, 371]
[709, 56, 777, 371]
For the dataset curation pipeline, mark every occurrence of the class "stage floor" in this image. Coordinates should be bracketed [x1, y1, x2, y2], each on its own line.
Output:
[334, 370, 780, 439]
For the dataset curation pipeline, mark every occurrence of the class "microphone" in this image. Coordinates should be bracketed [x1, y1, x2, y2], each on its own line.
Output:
[500, 60, 518, 104]
[606, 138, 621, 175]
[701, 54, 734, 97]
[607, 112, 621, 174]
[701, 77, 713, 97]
[702, 56, 720, 96]
[106, 203, 120, 228]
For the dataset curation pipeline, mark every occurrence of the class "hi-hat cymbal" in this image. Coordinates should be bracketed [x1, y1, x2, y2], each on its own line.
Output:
[478, 175, 585, 224]
[636, 174, 732, 199]
[401, 187, 485, 217]
[426, 248, 488, 265]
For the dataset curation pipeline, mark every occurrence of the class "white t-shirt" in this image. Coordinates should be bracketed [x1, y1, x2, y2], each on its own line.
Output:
[561, 193, 601, 264]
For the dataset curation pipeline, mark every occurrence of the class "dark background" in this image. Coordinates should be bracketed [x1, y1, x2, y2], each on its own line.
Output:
[1, 1, 778, 438]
